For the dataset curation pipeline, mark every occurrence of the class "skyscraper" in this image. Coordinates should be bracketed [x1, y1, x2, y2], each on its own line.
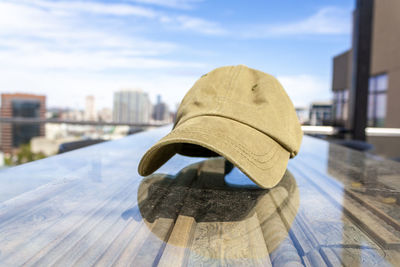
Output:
[152, 95, 170, 122]
[0, 93, 46, 154]
[85, 95, 97, 121]
[113, 89, 152, 124]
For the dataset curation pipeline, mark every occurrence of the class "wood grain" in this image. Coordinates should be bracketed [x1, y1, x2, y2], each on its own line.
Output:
[158, 215, 196, 267]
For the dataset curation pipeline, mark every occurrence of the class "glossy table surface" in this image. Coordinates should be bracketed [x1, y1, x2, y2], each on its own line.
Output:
[0, 126, 400, 266]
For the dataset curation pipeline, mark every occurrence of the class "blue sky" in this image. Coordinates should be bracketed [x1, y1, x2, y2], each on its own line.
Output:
[0, 0, 354, 110]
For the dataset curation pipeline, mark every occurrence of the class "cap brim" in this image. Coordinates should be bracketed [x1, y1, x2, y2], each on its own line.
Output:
[138, 116, 290, 188]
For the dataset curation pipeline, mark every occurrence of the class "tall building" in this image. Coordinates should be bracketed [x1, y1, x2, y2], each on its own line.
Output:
[85, 95, 97, 121]
[1, 93, 46, 154]
[113, 89, 152, 124]
[332, 0, 400, 128]
[152, 95, 170, 122]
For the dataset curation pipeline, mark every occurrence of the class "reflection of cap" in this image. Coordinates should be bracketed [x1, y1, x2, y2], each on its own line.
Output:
[138, 65, 303, 188]
[134, 158, 299, 258]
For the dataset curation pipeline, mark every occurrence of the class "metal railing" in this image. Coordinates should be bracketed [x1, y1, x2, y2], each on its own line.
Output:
[1, 117, 400, 137]
[301, 126, 400, 137]
[0, 117, 168, 127]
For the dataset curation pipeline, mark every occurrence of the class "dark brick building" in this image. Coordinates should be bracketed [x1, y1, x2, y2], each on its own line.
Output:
[1, 93, 46, 154]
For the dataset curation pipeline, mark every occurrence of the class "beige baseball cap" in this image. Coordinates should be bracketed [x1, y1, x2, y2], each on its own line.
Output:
[138, 65, 303, 188]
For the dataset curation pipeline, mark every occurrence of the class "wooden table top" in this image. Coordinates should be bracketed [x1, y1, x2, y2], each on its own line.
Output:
[0, 126, 399, 266]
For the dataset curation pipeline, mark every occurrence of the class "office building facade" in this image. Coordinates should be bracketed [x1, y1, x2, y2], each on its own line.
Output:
[113, 90, 152, 124]
[309, 102, 333, 126]
[85, 95, 97, 121]
[152, 95, 170, 122]
[332, 0, 400, 128]
[0, 93, 46, 154]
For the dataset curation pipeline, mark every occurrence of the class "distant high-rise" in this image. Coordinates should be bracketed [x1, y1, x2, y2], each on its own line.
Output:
[85, 95, 97, 121]
[0, 93, 46, 154]
[113, 89, 152, 124]
[152, 95, 170, 122]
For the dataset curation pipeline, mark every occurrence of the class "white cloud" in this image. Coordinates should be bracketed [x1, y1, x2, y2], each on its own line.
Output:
[0, 2, 59, 33]
[173, 15, 227, 35]
[277, 75, 332, 107]
[0, 49, 205, 71]
[0, 0, 225, 36]
[6, 0, 157, 18]
[242, 7, 351, 38]
[0, 0, 207, 71]
[127, 0, 203, 9]
[0, 0, 211, 109]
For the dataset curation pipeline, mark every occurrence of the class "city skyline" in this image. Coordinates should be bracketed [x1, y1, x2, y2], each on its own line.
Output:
[0, 0, 353, 110]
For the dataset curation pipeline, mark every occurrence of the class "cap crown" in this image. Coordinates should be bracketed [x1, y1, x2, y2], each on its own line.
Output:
[174, 65, 302, 156]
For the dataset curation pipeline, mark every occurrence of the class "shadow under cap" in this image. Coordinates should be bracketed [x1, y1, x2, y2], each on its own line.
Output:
[125, 158, 299, 257]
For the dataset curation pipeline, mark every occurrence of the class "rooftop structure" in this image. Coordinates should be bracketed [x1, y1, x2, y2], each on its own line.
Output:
[332, 0, 400, 129]
[309, 101, 333, 126]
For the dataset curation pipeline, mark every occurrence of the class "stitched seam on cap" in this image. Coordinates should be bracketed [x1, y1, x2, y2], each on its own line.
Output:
[174, 128, 278, 163]
[180, 126, 277, 158]
[214, 67, 230, 112]
[171, 130, 279, 170]
[170, 128, 281, 170]
[216, 66, 235, 113]
[219, 65, 242, 113]
[174, 114, 294, 155]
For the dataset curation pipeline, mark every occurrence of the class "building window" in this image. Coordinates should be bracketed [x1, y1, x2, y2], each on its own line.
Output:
[368, 74, 387, 127]
[12, 100, 41, 147]
[333, 89, 349, 123]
